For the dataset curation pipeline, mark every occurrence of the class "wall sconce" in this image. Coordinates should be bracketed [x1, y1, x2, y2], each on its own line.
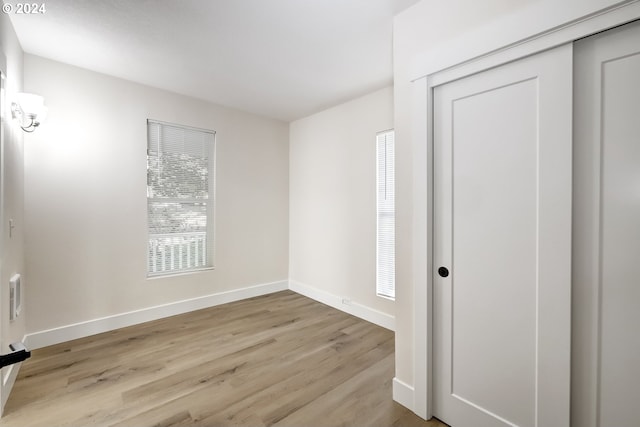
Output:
[11, 93, 47, 133]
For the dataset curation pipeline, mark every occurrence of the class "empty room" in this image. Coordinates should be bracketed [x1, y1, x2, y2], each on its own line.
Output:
[0, 0, 638, 426]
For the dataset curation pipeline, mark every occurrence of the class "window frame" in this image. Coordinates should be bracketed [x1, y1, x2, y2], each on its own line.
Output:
[376, 129, 395, 300]
[146, 119, 216, 278]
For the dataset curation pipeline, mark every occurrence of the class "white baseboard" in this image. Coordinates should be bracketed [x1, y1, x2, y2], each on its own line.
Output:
[288, 280, 394, 331]
[24, 279, 395, 350]
[24, 280, 288, 350]
[393, 377, 415, 412]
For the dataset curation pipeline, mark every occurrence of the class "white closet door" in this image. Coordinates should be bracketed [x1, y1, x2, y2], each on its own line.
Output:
[573, 20, 640, 427]
[432, 44, 572, 427]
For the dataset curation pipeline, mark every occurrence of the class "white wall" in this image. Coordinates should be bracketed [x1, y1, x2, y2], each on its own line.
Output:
[23, 55, 289, 336]
[289, 86, 394, 325]
[392, 0, 632, 415]
[0, 10, 26, 411]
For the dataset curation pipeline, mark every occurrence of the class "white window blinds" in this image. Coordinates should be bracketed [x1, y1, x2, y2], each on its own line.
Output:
[147, 120, 215, 276]
[376, 130, 395, 299]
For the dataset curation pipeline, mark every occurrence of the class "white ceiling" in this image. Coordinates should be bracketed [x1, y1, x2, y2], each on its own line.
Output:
[7, 0, 419, 122]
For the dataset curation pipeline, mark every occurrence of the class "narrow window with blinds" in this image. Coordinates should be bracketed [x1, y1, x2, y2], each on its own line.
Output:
[147, 120, 215, 276]
[376, 130, 395, 299]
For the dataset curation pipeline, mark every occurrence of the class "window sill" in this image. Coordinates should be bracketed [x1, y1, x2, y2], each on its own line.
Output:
[147, 266, 215, 280]
[376, 293, 395, 302]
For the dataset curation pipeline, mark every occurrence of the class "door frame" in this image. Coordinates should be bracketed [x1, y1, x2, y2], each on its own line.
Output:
[409, 0, 640, 419]
[0, 50, 6, 414]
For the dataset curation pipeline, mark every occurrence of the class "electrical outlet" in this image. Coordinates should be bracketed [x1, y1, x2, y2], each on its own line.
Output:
[341, 298, 352, 306]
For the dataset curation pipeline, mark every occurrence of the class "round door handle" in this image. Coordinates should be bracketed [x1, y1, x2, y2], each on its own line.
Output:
[438, 267, 449, 278]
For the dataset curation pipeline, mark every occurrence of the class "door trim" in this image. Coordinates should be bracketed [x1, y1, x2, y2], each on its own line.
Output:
[410, 0, 640, 84]
[410, 2, 640, 420]
[0, 56, 5, 415]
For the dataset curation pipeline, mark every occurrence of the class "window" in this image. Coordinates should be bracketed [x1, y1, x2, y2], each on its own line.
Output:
[376, 130, 395, 299]
[147, 120, 215, 276]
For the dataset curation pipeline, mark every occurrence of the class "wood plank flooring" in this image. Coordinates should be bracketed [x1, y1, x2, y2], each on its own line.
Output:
[1, 291, 447, 427]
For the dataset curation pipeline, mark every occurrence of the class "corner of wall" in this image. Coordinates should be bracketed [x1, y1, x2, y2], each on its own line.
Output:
[288, 280, 395, 331]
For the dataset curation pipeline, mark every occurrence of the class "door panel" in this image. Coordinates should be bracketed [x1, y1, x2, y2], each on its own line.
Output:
[573, 20, 640, 427]
[0, 66, 4, 416]
[433, 44, 572, 427]
[451, 78, 538, 424]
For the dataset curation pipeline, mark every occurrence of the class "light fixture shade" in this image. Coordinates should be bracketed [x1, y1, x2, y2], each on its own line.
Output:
[16, 93, 44, 119]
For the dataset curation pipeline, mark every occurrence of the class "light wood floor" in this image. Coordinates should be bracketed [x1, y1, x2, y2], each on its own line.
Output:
[1, 291, 446, 427]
